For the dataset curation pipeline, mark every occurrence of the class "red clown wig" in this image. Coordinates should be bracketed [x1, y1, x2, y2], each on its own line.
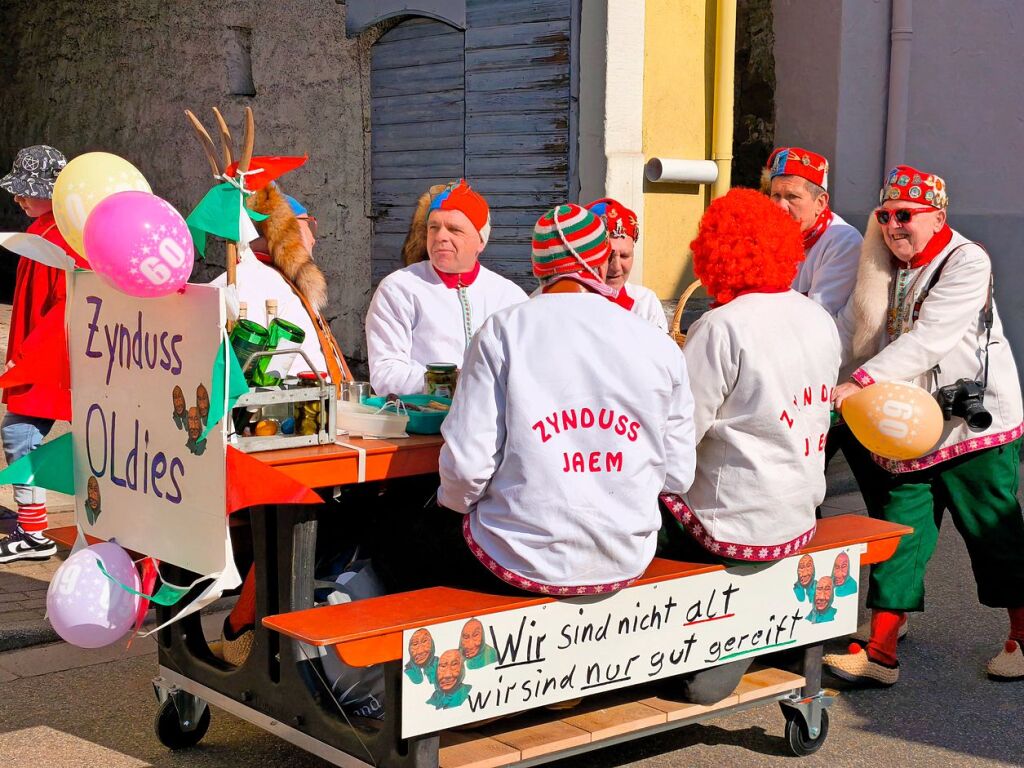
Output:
[689, 188, 805, 305]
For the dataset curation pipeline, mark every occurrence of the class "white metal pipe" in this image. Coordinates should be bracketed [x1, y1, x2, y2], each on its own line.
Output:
[885, 0, 913, 171]
[644, 158, 719, 185]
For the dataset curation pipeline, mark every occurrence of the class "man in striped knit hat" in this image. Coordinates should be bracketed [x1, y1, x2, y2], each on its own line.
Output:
[378, 204, 696, 603]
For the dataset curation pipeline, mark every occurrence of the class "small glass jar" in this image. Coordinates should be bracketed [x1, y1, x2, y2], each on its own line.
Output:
[424, 363, 458, 398]
[293, 371, 328, 436]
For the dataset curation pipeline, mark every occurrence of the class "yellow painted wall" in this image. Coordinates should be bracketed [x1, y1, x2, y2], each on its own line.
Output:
[641, 0, 716, 299]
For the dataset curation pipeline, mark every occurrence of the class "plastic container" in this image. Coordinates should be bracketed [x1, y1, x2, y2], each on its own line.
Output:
[361, 394, 451, 435]
[336, 400, 409, 439]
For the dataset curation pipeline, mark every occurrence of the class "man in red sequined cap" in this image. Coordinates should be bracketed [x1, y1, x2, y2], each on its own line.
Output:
[365, 179, 526, 396]
[826, 164, 1024, 685]
[767, 146, 862, 318]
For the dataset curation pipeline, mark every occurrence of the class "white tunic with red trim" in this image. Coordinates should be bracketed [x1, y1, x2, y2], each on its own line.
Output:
[366, 260, 527, 396]
[849, 230, 1023, 473]
[624, 283, 669, 332]
[438, 292, 696, 592]
[671, 291, 840, 559]
[793, 213, 863, 317]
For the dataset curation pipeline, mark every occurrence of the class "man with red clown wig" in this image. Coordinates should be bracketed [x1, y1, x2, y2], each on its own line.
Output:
[365, 179, 527, 396]
[768, 146, 862, 318]
[825, 165, 1024, 685]
[585, 198, 668, 331]
[654, 189, 839, 704]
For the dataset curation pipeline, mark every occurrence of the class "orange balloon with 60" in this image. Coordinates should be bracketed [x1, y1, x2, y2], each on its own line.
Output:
[841, 381, 943, 460]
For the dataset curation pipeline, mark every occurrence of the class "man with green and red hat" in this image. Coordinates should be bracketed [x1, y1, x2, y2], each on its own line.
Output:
[767, 146, 862, 318]
[365, 179, 527, 396]
[379, 204, 696, 598]
[825, 164, 1024, 685]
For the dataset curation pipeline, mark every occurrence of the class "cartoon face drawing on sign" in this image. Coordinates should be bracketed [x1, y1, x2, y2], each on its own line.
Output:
[832, 552, 858, 597]
[185, 407, 207, 456]
[806, 576, 837, 623]
[404, 628, 438, 685]
[85, 475, 102, 525]
[426, 649, 472, 710]
[196, 383, 210, 426]
[171, 385, 187, 430]
[793, 554, 815, 603]
[459, 618, 498, 669]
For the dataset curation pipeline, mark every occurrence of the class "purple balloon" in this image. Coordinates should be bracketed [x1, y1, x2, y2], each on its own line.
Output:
[46, 542, 141, 649]
[82, 190, 194, 298]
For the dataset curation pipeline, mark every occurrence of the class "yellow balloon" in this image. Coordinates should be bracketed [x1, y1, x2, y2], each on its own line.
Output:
[52, 152, 150, 256]
[842, 380, 943, 460]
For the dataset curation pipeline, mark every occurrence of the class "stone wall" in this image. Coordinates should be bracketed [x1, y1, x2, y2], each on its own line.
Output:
[0, 0, 374, 368]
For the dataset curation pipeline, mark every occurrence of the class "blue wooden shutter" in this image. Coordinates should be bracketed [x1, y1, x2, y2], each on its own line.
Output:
[464, 0, 576, 285]
[370, 18, 466, 283]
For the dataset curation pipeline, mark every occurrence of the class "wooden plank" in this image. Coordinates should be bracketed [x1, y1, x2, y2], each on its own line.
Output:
[467, 0, 571, 26]
[466, 132, 568, 155]
[733, 667, 805, 703]
[439, 730, 520, 768]
[372, 91, 465, 126]
[378, 18, 463, 44]
[465, 20, 570, 50]
[484, 719, 590, 759]
[467, 43, 569, 73]
[639, 691, 741, 722]
[373, 161, 467, 181]
[562, 699, 666, 741]
[466, 89, 568, 116]
[467, 66, 570, 94]
[467, 112, 569, 136]
[372, 62, 466, 98]
[372, 38, 464, 71]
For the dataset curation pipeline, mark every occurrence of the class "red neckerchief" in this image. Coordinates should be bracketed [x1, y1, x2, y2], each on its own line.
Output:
[906, 224, 953, 269]
[433, 260, 481, 288]
[802, 207, 834, 251]
[613, 285, 635, 311]
[710, 286, 790, 309]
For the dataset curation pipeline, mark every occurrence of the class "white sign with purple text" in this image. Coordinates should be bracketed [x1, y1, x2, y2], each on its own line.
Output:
[68, 271, 228, 575]
[400, 545, 861, 737]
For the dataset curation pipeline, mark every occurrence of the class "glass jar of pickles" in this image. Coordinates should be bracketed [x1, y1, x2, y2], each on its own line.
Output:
[424, 363, 458, 398]
[293, 371, 328, 436]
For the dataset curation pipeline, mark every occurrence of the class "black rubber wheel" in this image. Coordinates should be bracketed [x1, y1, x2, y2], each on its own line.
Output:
[154, 697, 211, 750]
[782, 706, 829, 756]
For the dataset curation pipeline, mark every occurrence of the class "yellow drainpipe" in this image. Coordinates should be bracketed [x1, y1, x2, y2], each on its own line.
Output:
[710, 0, 737, 200]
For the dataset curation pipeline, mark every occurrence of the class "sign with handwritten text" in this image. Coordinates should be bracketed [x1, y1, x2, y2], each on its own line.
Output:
[400, 545, 860, 736]
[68, 272, 228, 575]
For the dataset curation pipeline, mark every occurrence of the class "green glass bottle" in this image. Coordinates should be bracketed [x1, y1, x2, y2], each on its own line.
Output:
[252, 318, 307, 387]
[229, 319, 270, 384]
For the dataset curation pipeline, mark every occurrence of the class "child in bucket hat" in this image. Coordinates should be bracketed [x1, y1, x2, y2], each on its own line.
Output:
[0, 145, 78, 565]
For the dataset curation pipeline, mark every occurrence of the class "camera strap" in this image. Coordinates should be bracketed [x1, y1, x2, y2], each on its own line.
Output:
[913, 242, 994, 386]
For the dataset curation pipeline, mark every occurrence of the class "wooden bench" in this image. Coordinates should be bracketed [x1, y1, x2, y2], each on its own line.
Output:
[263, 514, 908, 667]
[261, 514, 910, 766]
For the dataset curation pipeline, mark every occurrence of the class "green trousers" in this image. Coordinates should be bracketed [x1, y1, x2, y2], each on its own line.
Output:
[854, 437, 1024, 612]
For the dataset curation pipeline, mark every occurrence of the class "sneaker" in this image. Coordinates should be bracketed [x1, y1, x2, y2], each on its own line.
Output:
[850, 614, 909, 644]
[0, 527, 57, 564]
[987, 639, 1024, 681]
[823, 644, 900, 687]
[220, 617, 254, 667]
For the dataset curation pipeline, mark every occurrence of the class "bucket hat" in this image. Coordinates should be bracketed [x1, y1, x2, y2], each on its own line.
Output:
[0, 145, 67, 199]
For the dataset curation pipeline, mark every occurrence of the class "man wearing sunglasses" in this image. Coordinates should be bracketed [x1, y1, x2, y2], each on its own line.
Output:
[767, 146, 862, 318]
[825, 165, 1024, 686]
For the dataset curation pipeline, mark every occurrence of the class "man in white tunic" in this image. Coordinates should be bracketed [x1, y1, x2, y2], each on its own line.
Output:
[365, 180, 527, 396]
[824, 165, 1024, 685]
[437, 203, 696, 596]
[585, 197, 668, 331]
[768, 146, 862, 318]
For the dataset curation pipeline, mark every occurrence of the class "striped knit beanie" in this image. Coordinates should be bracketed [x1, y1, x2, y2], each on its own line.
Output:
[531, 204, 610, 279]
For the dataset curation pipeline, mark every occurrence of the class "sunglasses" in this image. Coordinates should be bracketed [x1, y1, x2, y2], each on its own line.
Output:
[873, 207, 934, 225]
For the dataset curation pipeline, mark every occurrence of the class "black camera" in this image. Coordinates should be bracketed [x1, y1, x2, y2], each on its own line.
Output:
[935, 378, 992, 432]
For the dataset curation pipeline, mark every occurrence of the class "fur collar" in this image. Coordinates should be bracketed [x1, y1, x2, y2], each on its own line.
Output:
[849, 216, 894, 364]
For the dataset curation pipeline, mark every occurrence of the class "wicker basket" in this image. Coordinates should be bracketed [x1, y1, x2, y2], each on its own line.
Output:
[670, 279, 703, 348]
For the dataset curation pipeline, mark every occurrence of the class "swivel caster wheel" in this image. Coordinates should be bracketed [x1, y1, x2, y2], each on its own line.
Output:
[155, 696, 211, 750]
[782, 705, 829, 756]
